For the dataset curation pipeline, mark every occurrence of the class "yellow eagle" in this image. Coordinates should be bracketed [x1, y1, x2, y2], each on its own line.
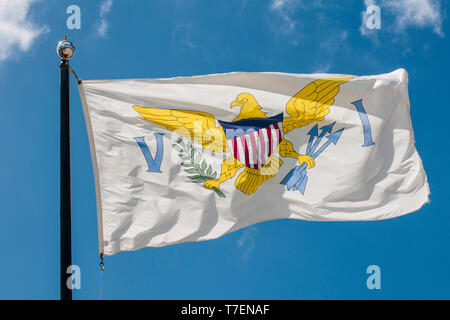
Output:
[133, 77, 351, 195]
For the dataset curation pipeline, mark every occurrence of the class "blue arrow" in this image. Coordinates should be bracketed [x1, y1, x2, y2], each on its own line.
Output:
[280, 163, 307, 190]
[295, 175, 308, 195]
[306, 125, 318, 155]
[308, 122, 335, 155]
[312, 128, 344, 159]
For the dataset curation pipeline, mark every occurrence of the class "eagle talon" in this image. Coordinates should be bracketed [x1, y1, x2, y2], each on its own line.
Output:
[298, 155, 315, 169]
[204, 179, 221, 190]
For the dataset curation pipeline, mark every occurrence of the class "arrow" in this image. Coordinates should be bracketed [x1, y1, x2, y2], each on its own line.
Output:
[282, 127, 344, 196]
[306, 125, 318, 155]
[280, 163, 308, 194]
[312, 128, 344, 159]
[308, 122, 335, 155]
[295, 175, 308, 195]
[280, 163, 307, 190]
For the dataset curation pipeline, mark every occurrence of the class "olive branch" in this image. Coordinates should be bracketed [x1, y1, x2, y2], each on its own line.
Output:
[172, 137, 225, 198]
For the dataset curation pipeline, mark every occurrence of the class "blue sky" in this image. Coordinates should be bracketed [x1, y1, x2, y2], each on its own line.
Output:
[0, 0, 449, 299]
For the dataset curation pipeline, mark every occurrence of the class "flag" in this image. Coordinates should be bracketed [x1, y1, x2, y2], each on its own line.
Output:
[78, 69, 429, 256]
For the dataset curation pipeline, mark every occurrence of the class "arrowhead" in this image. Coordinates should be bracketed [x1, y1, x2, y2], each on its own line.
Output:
[320, 121, 336, 134]
[307, 124, 319, 137]
[280, 166, 307, 190]
[280, 169, 295, 187]
[326, 128, 344, 144]
[297, 175, 308, 195]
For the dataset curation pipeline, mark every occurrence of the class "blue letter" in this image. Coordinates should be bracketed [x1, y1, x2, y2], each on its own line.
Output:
[134, 134, 164, 173]
[351, 99, 375, 147]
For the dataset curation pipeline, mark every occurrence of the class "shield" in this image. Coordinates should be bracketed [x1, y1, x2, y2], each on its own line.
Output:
[218, 113, 284, 169]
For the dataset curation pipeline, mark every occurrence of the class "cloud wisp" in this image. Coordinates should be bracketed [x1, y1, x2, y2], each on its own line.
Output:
[97, 0, 113, 38]
[361, 0, 444, 37]
[385, 0, 444, 36]
[267, 0, 334, 46]
[269, 0, 300, 35]
[0, 0, 49, 62]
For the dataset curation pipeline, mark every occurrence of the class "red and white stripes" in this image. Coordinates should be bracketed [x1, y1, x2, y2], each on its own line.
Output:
[229, 122, 283, 169]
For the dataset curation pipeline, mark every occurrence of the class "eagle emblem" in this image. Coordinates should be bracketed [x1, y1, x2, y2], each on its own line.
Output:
[133, 77, 351, 196]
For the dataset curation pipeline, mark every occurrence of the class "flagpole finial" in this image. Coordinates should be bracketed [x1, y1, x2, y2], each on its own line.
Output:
[57, 38, 76, 60]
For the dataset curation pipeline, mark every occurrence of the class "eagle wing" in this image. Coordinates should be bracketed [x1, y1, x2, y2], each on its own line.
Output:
[133, 106, 228, 152]
[282, 77, 352, 134]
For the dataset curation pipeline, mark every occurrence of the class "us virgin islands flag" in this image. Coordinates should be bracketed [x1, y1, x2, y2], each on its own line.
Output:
[78, 69, 429, 255]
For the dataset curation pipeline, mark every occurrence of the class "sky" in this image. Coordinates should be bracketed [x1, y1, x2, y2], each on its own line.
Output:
[0, 0, 449, 300]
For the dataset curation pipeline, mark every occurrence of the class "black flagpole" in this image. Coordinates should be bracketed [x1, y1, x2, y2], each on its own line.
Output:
[57, 37, 76, 300]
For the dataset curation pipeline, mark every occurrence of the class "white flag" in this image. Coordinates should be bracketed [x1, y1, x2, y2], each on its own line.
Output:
[78, 69, 429, 256]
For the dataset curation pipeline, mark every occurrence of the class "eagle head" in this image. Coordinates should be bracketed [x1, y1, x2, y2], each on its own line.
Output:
[230, 93, 267, 121]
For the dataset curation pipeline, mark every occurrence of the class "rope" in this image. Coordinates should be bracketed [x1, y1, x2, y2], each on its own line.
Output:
[99, 253, 104, 300]
[70, 65, 82, 84]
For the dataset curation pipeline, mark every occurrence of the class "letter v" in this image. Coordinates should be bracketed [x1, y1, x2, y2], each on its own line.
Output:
[134, 133, 164, 173]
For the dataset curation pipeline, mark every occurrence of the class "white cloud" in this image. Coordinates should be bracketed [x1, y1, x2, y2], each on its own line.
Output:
[311, 63, 332, 73]
[361, 0, 444, 37]
[268, 0, 330, 44]
[269, 0, 301, 35]
[384, 0, 444, 36]
[97, 0, 113, 38]
[311, 29, 348, 73]
[0, 0, 49, 61]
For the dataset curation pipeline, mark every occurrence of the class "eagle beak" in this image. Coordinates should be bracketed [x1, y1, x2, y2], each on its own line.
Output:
[230, 100, 241, 108]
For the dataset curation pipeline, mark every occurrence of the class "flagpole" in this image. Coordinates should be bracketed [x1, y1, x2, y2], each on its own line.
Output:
[57, 37, 76, 300]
